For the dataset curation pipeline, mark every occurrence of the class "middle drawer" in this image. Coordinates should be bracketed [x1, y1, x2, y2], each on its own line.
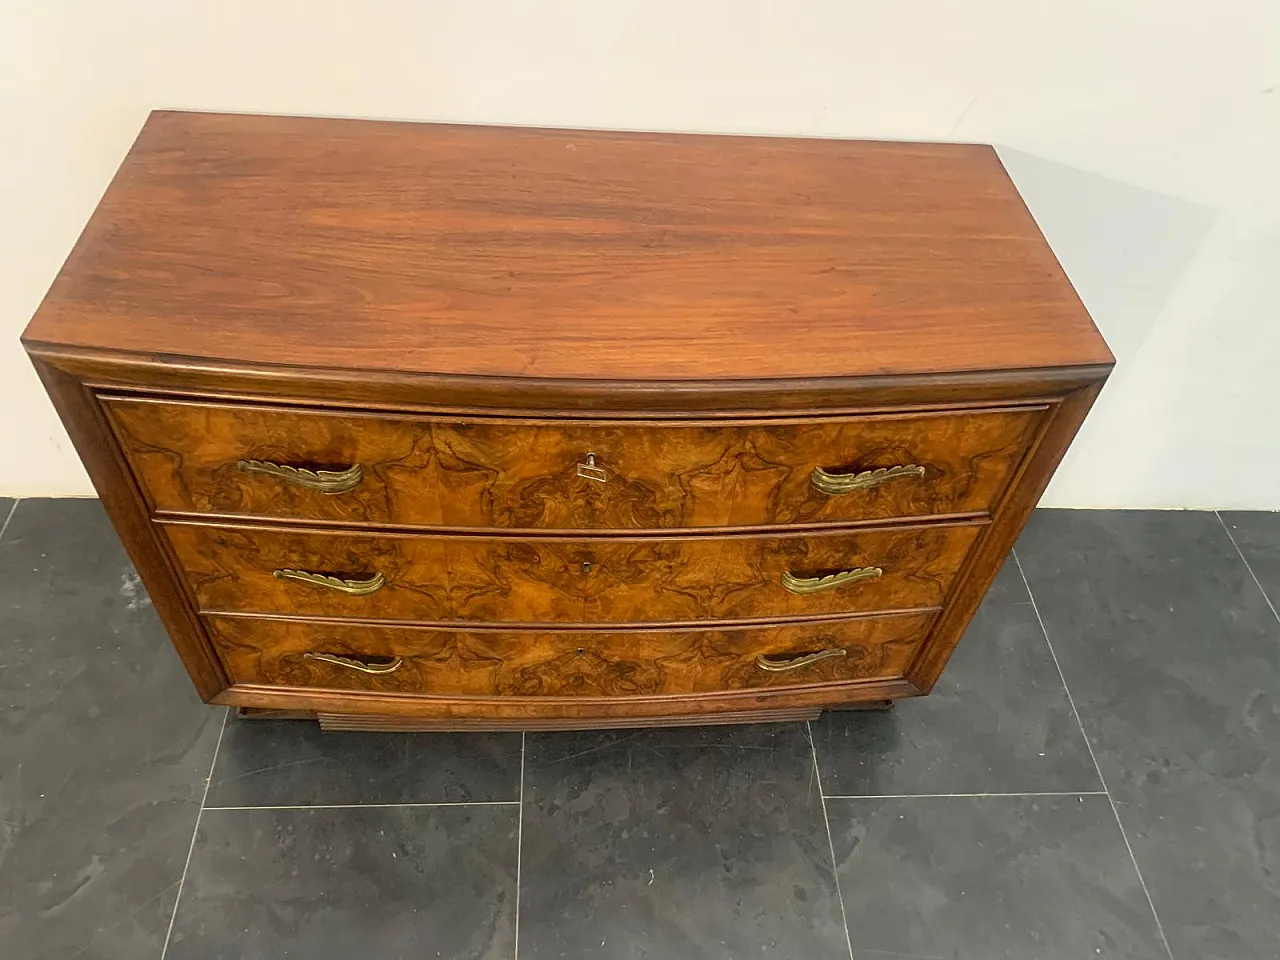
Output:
[164, 521, 981, 624]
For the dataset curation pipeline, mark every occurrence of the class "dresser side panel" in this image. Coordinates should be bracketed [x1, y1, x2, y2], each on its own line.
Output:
[26, 353, 229, 700]
[906, 377, 1107, 690]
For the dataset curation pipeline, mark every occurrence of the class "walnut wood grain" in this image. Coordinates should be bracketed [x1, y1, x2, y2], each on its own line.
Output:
[162, 521, 980, 624]
[23, 112, 1111, 383]
[106, 396, 1043, 530]
[205, 612, 933, 697]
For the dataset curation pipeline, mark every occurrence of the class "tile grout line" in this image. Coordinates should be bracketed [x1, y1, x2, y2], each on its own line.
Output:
[1013, 549, 1175, 960]
[513, 731, 526, 960]
[202, 800, 523, 811]
[0, 499, 19, 544]
[824, 791, 1108, 800]
[806, 720, 856, 960]
[1216, 510, 1280, 625]
[159, 706, 230, 960]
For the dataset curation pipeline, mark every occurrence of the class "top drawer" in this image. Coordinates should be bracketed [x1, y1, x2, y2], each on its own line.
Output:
[104, 397, 1043, 531]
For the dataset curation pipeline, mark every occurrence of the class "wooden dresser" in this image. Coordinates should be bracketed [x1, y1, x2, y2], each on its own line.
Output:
[22, 111, 1112, 731]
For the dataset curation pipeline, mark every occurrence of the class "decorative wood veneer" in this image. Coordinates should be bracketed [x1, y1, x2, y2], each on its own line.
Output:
[164, 521, 980, 624]
[105, 396, 1043, 530]
[206, 613, 934, 697]
[21, 112, 1112, 729]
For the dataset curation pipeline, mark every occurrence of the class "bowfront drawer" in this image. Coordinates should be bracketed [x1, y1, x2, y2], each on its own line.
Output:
[107, 396, 1042, 530]
[164, 521, 981, 624]
[206, 612, 936, 696]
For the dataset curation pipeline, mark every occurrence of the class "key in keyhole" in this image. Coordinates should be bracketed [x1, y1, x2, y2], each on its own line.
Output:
[576, 453, 608, 483]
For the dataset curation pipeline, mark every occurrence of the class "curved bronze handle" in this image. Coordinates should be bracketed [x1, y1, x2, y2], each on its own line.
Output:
[781, 566, 883, 595]
[755, 648, 847, 672]
[304, 652, 403, 674]
[237, 459, 364, 495]
[810, 464, 925, 496]
[273, 569, 386, 595]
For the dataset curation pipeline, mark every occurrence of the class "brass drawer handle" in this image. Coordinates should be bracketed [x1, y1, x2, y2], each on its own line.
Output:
[237, 459, 364, 495]
[304, 652, 403, 674]
[810, 464, 925, 496]
[781, 566, 883, 595]
[755, 648, 847, 672]
[273, 569, 386, 595]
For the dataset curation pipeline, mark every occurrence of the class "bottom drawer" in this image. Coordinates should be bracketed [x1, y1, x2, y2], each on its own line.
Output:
[206, 613, 935, 698]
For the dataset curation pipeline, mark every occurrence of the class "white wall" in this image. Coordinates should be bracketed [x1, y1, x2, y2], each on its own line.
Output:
[2, 1, 1277, 506]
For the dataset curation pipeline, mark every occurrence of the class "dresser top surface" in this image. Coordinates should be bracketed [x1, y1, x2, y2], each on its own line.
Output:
[25, 111, 1111, 383]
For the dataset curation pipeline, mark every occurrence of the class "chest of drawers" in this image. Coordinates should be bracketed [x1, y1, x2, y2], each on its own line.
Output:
[22, 111, 1111, 731]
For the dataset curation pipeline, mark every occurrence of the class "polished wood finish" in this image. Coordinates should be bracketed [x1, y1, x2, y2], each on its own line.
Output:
[106, 395, 1042, 530]
[221, 676, 919, 724]
[206, 612, 934, 697]
[22, 112, 1112, 730]
[164, 520, 979, 623]
[25, 112, 1111, 384]
[315, 706, 824, 732]
[906, 381, 1106, 691]
[29, 359, 228, 699]
[44, 343, 1111, 415]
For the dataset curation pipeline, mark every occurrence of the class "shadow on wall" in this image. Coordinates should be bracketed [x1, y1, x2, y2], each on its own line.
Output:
[995, 147, 1216, 365]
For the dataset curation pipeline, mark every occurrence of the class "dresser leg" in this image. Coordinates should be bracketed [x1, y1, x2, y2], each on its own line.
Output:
[235, 706, 318, 722]
[825, 699, 895, 713]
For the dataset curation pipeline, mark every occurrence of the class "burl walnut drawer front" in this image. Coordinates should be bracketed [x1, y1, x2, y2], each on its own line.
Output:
[163, 521, 981, 624]
[206, 612, 936, 697]
[107, 396, 1043, 530]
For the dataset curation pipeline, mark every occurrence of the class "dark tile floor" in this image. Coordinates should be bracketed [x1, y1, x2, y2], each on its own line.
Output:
[1, 499, 1277, 959]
